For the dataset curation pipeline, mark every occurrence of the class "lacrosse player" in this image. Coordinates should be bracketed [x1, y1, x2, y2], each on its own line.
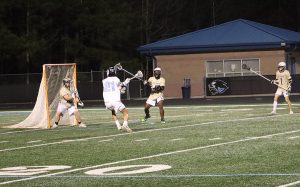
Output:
[102, 67, 132, 133]
[52, 78, 86, 128]
[270, 62, 293, 114]
[142, 67, 166, 124]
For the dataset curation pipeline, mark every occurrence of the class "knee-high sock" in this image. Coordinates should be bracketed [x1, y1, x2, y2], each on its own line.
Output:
[273, 101, 278, 112]
[115, 120, 121, 129]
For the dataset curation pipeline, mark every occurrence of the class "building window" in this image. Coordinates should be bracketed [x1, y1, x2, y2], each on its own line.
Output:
[206, 58, 260, 77]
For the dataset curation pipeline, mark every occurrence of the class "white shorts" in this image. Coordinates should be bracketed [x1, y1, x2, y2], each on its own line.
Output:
[146, 96, 164, 106]
[275, 88, 289, 97]
[57, 103, 77, 116]
[105, 101, 126, 113]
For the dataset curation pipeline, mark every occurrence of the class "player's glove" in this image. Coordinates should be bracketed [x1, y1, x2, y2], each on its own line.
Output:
[288, 85, 292, 92]
[143, 80, 148, 85]
[271, 80, 279, 85]
[120, 86, 126, 94]
[123, 78, 130, 86]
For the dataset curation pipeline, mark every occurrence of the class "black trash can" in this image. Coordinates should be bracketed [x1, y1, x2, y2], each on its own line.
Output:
[181, 86, 191, 99]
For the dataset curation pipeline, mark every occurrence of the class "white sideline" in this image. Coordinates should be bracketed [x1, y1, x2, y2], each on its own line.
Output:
[0, 113, 296, 153]
[0, 129, 299, 185]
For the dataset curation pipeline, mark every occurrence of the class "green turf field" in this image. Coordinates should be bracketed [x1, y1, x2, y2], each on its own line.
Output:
[0, 103, 299, 187]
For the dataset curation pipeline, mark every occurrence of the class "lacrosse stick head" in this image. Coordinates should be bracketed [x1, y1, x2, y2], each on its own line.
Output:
[242, 64, 251, 70]
[136, 70, 143, 79]
[113, 63, 123, 71]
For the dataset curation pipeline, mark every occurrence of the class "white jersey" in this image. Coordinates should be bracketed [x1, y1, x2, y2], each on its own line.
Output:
[102, 76, 121, 102]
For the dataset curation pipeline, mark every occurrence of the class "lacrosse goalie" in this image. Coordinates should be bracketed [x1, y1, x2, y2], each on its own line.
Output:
[142, 67, 166, 124]
[270, 62, 293, 114]
[52, 78, 86, 128]
[102, 67, 132, 133]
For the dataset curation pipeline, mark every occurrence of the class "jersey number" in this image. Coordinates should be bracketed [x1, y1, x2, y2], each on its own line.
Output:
[103, 81, 116, 92]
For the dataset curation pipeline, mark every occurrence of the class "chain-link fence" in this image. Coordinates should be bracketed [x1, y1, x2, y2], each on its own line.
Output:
[0, 71, 147, 103]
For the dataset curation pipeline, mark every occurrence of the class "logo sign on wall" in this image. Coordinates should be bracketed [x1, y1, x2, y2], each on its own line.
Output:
[206, 79, 230, 96]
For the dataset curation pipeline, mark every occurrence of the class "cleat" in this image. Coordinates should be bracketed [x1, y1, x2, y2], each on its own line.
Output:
[79, 123, 86, 128]
[122, 125, 132, 133]
[78, 101, 84, 108]
[289, 111, 294, 114]
[270, 111, 276, 115]
[161, 120, 166, 124]
[141, 115, 150, 123]
[51, 124, 58, 129]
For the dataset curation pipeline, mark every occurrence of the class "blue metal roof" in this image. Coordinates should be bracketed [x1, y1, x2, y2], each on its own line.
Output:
[137, 19, 300, 55]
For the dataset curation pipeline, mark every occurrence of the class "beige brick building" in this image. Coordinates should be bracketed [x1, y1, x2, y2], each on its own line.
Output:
[138, 19, 300, 98]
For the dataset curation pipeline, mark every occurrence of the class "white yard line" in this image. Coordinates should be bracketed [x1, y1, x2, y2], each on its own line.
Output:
[0, 129, 43, 135]
[0, 114, 294, 153]
[27, 140, 42, 144]
[221, 109, 253, 111]
[278, 180, 300, 187]
[0, 129, 299, 185]
[2, 173, 300, 179]
[98, 139, 113, 143]
[288, 136, 299, 140]
[0, 141, 9, 144]
[135, 139, 149, 142]
[209, 138, 222, 141]
[170, 138, 184, 141]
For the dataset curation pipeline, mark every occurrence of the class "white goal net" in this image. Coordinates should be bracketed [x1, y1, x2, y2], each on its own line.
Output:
[6, 63, 77, 129]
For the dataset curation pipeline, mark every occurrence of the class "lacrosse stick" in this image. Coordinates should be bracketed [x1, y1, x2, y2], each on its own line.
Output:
[70, 86, 84, 108]
[113, 63, 123, 71]
[242, 64, 288, 91]
[114, 63, 144, 82]
[122, 70, 144, 87]
[128, 70, 143, 81]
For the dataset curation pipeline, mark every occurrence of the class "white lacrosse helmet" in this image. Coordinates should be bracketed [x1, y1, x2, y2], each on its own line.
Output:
[154, 67, 161, 72]
[63, 78, 71, 84]
[278, 62, 286, 67]
[154, 67, 161, 79]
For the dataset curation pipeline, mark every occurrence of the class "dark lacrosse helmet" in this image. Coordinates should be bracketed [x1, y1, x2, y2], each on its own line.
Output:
[107, 67, 116, 77]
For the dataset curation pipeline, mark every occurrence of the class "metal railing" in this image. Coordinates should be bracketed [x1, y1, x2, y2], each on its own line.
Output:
[0, 71, 145, 103]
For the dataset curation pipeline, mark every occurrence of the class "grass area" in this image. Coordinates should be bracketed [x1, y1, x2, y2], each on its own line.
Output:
[0, 103, 299, 186]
